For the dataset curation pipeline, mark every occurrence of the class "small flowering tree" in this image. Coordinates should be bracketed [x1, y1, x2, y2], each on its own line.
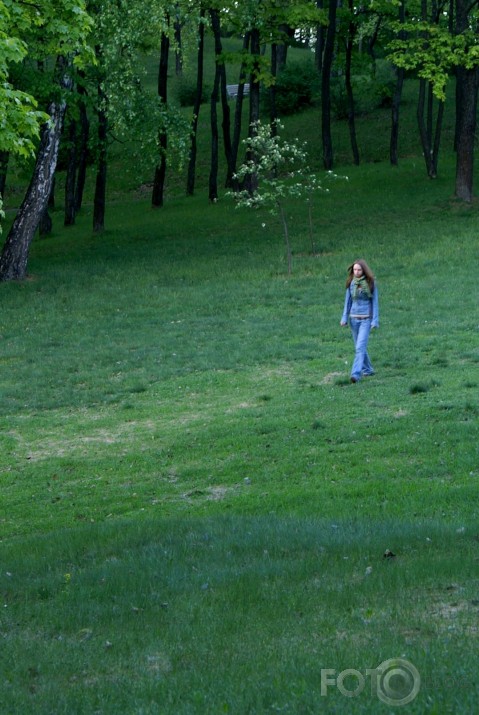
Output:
[230, 120, 328, 274]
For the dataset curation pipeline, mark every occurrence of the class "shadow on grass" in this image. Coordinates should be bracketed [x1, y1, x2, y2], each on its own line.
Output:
[2, 514, 478, 713]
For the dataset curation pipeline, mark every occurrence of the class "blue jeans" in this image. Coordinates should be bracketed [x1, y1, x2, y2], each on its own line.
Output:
[350, 318, 374, 380]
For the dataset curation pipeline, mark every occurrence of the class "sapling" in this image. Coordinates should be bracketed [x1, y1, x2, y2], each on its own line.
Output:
[230, 120, 322, 274]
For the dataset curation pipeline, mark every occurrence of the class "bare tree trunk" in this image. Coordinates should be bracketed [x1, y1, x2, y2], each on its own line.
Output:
[64, 117, 77, 226]
[454, 0, 478, 201]
[75, 90, 90, 212]
[0, 151, 9, 199]
[279, 203, 292, 275]
[38, 209, 53, 237]
[315, 0, 324, 74]
[186, 8, 205, 196]
[152, 29, 170, 208]
[174, 8, 183, 76]
[390, 65, 404, 166]
[345, 0, 359, 165]
[208, 8, 232, 199]
[417, 79, 444, 179]
[322, 0, 338, 170]
[209, 33, 220, 200]
[39, 179, 55, 238]
[217, 33, 232, 188]
[228, 32, 250, 189]
[0, 58, 70, 281]
[276, 24, 294, 70]
[93, 83, 107, 232]
[390, 0, 406, 166]
[367, 17, 382, 67]
[454, 66, 478, 200]
[243, 28, 261, 195]
[270, 43, 278, 130]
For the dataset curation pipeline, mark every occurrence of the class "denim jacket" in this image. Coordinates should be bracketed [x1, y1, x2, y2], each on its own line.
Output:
[341, 284, 379, 328]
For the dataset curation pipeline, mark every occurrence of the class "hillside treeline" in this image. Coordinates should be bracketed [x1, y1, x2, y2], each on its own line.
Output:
[1, 0, 478, 280]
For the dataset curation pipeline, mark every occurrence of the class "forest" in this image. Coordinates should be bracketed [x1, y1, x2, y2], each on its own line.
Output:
[1, 0, 479, 281]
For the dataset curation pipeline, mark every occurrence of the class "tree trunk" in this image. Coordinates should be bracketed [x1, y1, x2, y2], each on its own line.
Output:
[64, 117, 77, 226]
[416, 79, 444, 179]
[75, 92, 90, 212]
[454, 66, 478, 200]
[390, 0, 406, 166]
[218, 34, 232, 188]
[208, 8, 232, 199]
[186, 8, 205, 196]
[367, 18, 382, 66]
[209, 38, 220, 200]
[174, 12, 183, 76]
[270, 43, 278, 130]
[390, 66, 404, 166]
[454, 0, 478, 201]
[93, 83, 107, 232]
[0, 61, 70, 281]
[345, 2, 359, 166]
[228, 32, 250, 190]
[39, 180, 55, 238]
[39, 207, 53, 237]
[0, 151, 9, 199]
[315, 0, 324, 74]
[209, 83, 219, 201]
[322, 0, 338, 170]
[276, 24, 294, 70]
[243, 28, 261, 195]
[279, 203, 292, 275]
[152, 30, 170, 208]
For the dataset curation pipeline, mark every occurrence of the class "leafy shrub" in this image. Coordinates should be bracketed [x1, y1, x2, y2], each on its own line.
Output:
[330, 59, 397, 118]
[330, 73, 377, 119]
[270, 60, 320, 115]
[176, 76, 210, 107]
[374, 59, 397, 107]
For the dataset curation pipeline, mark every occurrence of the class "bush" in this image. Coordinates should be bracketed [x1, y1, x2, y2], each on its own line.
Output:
[330, 59, 397, 118]
[330, 73, 378, 119]
[270, 60, 320, 115]
[374, 59, 397, 107]
[176, 75, 211, 107]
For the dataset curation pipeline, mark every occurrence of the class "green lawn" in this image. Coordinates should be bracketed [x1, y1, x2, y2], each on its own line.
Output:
[1, 69, 479, 713]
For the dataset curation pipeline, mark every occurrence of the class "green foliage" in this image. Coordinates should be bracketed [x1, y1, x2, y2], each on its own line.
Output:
[374, 59, 398, 107]
[232, 119, 311, 209]
[0, 2, 47, 157]
[387, 19, 479, 101]
[175, 74, 210, 107]
[331, 59, 397, 119]
[269, 60, 320, 115]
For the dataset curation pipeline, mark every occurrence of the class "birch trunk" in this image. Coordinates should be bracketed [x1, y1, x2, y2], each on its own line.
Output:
[0, 73, 68, 281]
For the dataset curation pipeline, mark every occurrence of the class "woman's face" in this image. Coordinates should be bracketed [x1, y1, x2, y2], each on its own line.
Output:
[353, 263, 364, 278]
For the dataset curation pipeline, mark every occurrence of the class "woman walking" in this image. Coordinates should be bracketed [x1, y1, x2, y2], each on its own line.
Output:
[340, 259, 379, 383]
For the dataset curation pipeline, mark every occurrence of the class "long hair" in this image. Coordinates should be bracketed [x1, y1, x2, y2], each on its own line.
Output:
[345, 259, 375, 291]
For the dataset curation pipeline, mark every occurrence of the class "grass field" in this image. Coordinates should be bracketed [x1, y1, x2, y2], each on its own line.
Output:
[1, 43, 479, 713]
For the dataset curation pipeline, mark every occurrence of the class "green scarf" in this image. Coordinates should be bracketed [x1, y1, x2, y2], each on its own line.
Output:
[351, 276, 372, 299]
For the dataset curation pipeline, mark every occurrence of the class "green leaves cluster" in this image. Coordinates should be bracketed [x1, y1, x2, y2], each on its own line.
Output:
[232, 119, 312, 211]
[0, 1, 46, 157]
[388, 23, 475, 100]
[0, 0, 93, 156]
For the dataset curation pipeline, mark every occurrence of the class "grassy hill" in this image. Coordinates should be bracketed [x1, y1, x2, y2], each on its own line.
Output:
[1, 39, 479, 715]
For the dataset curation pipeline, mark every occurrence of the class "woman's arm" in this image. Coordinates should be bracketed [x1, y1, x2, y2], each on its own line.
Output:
[371, 286, 379, 328]
[340, 288, 351, 325]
